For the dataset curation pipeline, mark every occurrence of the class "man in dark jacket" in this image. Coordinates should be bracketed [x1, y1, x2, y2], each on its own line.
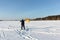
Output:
[20, 19, 25, 30]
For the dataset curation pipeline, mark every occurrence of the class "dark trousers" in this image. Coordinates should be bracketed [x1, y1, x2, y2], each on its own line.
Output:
[21, 26, 25, 30]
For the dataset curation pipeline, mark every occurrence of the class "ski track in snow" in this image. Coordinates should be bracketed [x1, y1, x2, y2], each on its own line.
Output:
[15, 29, 38, 40]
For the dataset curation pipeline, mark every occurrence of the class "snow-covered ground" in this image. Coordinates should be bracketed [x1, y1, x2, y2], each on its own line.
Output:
[0, 20, 60, 40]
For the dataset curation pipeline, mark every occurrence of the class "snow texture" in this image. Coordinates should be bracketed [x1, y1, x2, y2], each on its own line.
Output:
[0, 20, 60, 40]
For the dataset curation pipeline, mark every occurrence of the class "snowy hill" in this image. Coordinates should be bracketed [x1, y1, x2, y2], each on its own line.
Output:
[0, 21, 60, 40]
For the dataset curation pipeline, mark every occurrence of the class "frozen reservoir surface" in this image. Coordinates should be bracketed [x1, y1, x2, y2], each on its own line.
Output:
[0, 20, 60, 40]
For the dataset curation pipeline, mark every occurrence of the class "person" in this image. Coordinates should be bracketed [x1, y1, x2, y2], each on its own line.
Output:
[20, 19, 25, 30]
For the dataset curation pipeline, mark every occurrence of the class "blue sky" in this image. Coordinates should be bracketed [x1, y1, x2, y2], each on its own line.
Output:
[0, 0, 60, 20]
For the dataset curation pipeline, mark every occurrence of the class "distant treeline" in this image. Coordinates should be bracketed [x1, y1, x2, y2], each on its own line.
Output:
[0, 15, 60, 21]
[31, 15, 60, 21]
